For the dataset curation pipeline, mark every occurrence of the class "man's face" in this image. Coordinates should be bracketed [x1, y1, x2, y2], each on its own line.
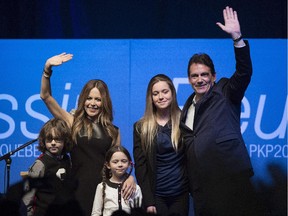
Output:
[188, 63, 216, 100]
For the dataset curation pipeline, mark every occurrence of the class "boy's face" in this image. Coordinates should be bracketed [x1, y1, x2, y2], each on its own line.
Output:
[45, 130, 64, 156]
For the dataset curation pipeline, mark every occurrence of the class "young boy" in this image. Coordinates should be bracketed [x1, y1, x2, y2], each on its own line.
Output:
[22, 118, 74, 216]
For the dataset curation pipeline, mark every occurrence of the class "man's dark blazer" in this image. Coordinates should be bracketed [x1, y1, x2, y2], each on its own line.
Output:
[180, 41, 254, 192]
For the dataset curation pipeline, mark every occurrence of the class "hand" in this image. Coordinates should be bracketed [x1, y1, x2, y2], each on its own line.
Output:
[147, 206, 157, 214]
[44, 52, 73, 70]
[121, 175, 136, 200]
[129, 198, 146, 215]
[216, 6, 241, 39]
[129, 197, 141, 209]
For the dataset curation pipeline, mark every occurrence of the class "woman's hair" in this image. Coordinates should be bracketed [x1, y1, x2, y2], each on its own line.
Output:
[187, 53, 216, 76]
[101, 146, 133, 213]
[38, 118, 73, 154]
[136, 74, 181, 152]
[71, 79, 118, 145]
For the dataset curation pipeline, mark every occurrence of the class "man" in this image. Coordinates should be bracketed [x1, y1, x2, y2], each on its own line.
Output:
[180, 6, 262, 216]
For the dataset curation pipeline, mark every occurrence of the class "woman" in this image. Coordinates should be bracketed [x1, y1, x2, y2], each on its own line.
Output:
[133, 74, 189, 215]
[40, 53, 135, 216]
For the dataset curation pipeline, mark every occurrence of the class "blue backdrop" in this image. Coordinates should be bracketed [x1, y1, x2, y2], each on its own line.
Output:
[0, 39, 287, 208]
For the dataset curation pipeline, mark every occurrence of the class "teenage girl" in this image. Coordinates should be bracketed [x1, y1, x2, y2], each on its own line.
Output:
[133, 74, 189, 215]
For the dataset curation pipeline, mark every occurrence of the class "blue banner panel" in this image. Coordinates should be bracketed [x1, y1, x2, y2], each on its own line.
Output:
[0, 39, 287, 201]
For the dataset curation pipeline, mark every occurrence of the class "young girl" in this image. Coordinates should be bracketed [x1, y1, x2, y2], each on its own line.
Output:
[91, 146, 142, 216]
[22, 118, 74, 216]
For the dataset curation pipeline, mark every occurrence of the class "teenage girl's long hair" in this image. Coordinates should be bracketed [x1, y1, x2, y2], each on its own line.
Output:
[71, 79, 118, 145]
[135, 74, 181, 152]
[101, 146, 133, 213]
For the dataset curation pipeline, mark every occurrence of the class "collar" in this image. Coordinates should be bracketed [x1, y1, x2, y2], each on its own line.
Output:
[105, 179, 122, 189]
[192, 96, 197, 105]
[44, 151, 64, 161]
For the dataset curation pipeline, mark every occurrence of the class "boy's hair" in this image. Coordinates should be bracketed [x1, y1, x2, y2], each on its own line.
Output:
[38, 118, 73, 154]
[101, 146, 133, 213]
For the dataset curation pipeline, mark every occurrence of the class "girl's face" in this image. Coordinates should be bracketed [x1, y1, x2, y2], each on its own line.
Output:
[84, 87, 102, 121]
[107, 151, 129, 182]
[152, 81, 172, 111]
[45, 129, 64, 156]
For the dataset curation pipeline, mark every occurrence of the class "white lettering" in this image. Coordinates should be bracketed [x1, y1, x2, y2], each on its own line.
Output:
[173, 78, 189, 110]
[241, 97, 250, 133]
[255, 95, 287, 139]
[0, 143, 40, 158]
[1, 81, 287, 143]
[25, 145, 34, 157]
[0, 144, 9, 156]
[61, 83, 71, 110]
[249, 144, 288, 158]
[0, 94, 17, 139]
[20, 94, 48, 139]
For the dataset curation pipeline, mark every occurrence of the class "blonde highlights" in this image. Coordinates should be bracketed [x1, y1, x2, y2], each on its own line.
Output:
[71, 79, 118, 145]
[136, 74, 181, 152]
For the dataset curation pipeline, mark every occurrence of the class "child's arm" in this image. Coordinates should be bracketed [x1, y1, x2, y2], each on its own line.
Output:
[91, 183, 104, 216]
[28, 160, 45, 178]
[22, 159, 45, 215]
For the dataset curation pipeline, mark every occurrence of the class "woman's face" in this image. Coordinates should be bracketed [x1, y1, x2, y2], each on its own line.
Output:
[84, 87, 102, 120]
[152, 81, 172, 111]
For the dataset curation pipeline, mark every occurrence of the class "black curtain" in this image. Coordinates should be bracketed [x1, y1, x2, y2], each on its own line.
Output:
[0, 0, 287, 39]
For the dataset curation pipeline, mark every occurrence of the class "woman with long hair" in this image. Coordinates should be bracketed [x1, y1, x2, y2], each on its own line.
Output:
[40, 53, 135, 216]
[133, 74, 189, 215]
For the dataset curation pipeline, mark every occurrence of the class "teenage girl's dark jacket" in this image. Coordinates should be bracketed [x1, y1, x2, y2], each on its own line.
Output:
[133, 123, 188, 208]
[180, 41, 254, 191]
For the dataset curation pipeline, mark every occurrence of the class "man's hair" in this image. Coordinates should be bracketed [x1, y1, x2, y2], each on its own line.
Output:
[187, 53, 216, 76]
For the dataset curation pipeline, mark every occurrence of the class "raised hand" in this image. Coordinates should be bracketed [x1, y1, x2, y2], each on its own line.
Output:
[45, 52, 73, 69]
[216, 6, 241, 39]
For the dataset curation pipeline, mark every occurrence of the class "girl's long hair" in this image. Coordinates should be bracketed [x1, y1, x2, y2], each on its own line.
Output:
[136, 74, 181, 152]
[71, 79, 118, 145]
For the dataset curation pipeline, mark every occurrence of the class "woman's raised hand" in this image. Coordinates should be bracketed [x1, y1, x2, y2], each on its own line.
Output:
[45, 52, 73, 69]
